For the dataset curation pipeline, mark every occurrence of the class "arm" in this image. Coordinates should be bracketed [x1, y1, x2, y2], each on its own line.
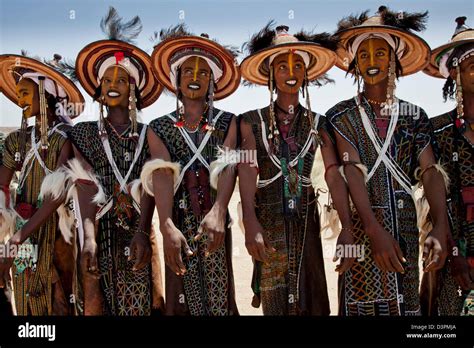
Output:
[237, 119, 275, 262]
[197, 116, 238, 254]
[147, 128, 192, 276]
[333, 131, 405, 273]
[319, 130, 355, 273]
[418, 145, 449, 272]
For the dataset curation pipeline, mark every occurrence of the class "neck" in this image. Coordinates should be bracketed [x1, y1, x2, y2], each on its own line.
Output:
[107, 107, 130, 126]
[463, 90, 474, 122]
[182, 97, 207, 121]
[275, 91, 299, 114]
[363, 78, 389, 102]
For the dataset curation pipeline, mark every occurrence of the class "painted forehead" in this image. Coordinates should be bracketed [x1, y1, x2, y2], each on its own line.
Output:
[357, 38, 390, 52]
[102, 65, 131, 78]
[273, 52, 305, 65]
[181, 56, 211, 70]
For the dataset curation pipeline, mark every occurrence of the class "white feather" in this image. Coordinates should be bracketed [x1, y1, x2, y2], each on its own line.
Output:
[65, 158, 106, 205]
[129, 179, 143, 205]
[0, 190, 20, 243]
[209, 147, 239, 190]
[140, 159, 181, 197]
[38, 168, 70, 201]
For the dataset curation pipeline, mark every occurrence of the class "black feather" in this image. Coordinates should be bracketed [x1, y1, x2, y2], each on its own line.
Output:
[100, 6, 142, 43]
[242, 20, 276, 55]
[379, 6, 428, 32]
[294, 30, 339, 51]
[308, 73, 335, 87]
[337, 11, 370, 31]
[54, 59, 78, 82]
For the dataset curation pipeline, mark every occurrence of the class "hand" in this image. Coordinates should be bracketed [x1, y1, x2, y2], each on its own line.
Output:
[161, 219, 193, 276]
[195, 205, 226, 255]
[0, 256, 14, 289]
[81, 239, 100, 279]
[243, 216, 275, 263]
[450, 256, 474, 290]
[422, 225, 448, 272]
[367, 222, 405, 273]
[129, 232, 152, 271]
[334, 227, 356, 274]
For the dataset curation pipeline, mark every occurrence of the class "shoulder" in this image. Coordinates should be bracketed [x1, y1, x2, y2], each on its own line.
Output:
[325, 98, 357, 122]
[70, 121, 97, 134]
[5, 129, 21, 144]
[238, 106, 267, 125]
[431, 110, 455, 133]
[149, 113, 176, 130]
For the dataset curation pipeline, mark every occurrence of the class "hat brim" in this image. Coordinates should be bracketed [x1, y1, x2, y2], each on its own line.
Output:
[151, 36, 241, 100]
[424, 33, 474, 78]
[240, 42, 337, 85]
[335, 25, 430, 76]
[0, 54, 85, 117]
[76, 40, 163, 108]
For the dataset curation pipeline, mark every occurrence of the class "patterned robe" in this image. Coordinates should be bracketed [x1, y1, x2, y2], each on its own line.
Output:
[240, 105, 330, 315]
[327, 97, 433, 316]
[69, 120, 159, 316]
[3, 123, 70, 315]
[420, 109, 474, 316]
[150, 108, 238, 316]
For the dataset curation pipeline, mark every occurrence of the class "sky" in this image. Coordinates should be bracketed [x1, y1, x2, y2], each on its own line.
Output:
[1, 0, 473, 127]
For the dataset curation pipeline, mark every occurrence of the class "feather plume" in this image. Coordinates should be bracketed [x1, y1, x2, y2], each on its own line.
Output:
[242, 20, 276, 55]
[100, 6, 142, 43]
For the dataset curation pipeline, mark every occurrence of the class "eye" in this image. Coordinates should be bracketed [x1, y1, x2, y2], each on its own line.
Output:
[360, 53, 368, 59]
[104, 78, 111, 83]
[183, 69, 193, 75]
[118, 78, 127, 83]
[278, 64, 287, 70]
[376, 51, 385, 57]
[200, 71, 208, 76]
[295, 63, 303, 69]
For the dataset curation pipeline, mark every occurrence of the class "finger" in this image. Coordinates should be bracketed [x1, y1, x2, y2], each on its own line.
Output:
[195, 224, 204, 241]
[424, 253, 441, 272]
[128, 240, 137, 262]
[263, 236, 276, 253]
[182, 238, 193, 257]
[388, 253, 405, 273]
[422, 240, 431, 262]
[372, 254, 382, 270]
[378, 255, 391, 272]
[338, 257, 356, 274]
[175, 252, 186, 275]
[133, 245, 146, 271]
[257, 243, 268, 263]
[333, 249, 339, 263]
[394, 243, 407, 264]
[165, 252, 180, 275]
[205, 231, 215, 256]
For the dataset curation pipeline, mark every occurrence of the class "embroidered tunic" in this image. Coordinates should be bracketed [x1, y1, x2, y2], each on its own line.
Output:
[422, 109, 474, 316]
[328, 97, 433, 316]
[150, 108, 238, 316]
[3, 123, 70, 315]
[240, 105, 330, 315]
[69, 121, 154, 316]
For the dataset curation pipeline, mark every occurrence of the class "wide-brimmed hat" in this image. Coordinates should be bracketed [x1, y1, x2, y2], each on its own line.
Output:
[334, 6, 430, 76]
[75, 7, 162, 108]
[151, 24, 241, 100]
[424, 17, 474, 78]
[240, 21, 338, 86]
[0, 54, 84, 117]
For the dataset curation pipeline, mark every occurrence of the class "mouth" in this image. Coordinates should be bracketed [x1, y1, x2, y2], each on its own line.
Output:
[366, 67, 380, 77]
[285, 79, 298, 87]
[107, 91, 121, 98]
[22, 105, 30, 112]
[188, 83, 201, 91]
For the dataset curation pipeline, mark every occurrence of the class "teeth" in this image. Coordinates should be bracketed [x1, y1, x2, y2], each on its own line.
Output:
[22, 105, 30, 111]
[107, 91, 120, 97]
[368, 69, 379, 75]
[286, 80, 297, 86]
[188, 84, 200, 90]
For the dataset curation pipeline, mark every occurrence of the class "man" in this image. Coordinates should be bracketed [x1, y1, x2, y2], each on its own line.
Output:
[67, 7, 164, 315]
[238, 22, 340, 315]
[327, 6, 450, 316]
[421, 16, 474, 316]
[0, 53, 84, 315]
[140, 24, 241, 315]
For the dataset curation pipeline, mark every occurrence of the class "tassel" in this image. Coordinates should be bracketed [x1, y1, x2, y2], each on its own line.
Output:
[129, 78, 139, 138]
[414, 162, 450, 193]
[38, 76, 49, 155]
[339, 162, 368, 184]
[99, 97, 106, 137]
[456, 64, 464, 124]
[207, 71, 215, 126]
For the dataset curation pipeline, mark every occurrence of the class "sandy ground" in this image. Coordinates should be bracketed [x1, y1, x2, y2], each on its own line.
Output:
[152, 187, 339, 316]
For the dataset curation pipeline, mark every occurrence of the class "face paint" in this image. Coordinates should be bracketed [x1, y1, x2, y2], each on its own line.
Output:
[289, 50, 294, 77]
[273, 52, 305, 94]
[16, 78, 40, 118]
[193, 56, 200, 82]
[459, 55, 474, 95]
[179, 57, 211, 100]
[101, 66, 130, 108]
[356, 38, 390, 85]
